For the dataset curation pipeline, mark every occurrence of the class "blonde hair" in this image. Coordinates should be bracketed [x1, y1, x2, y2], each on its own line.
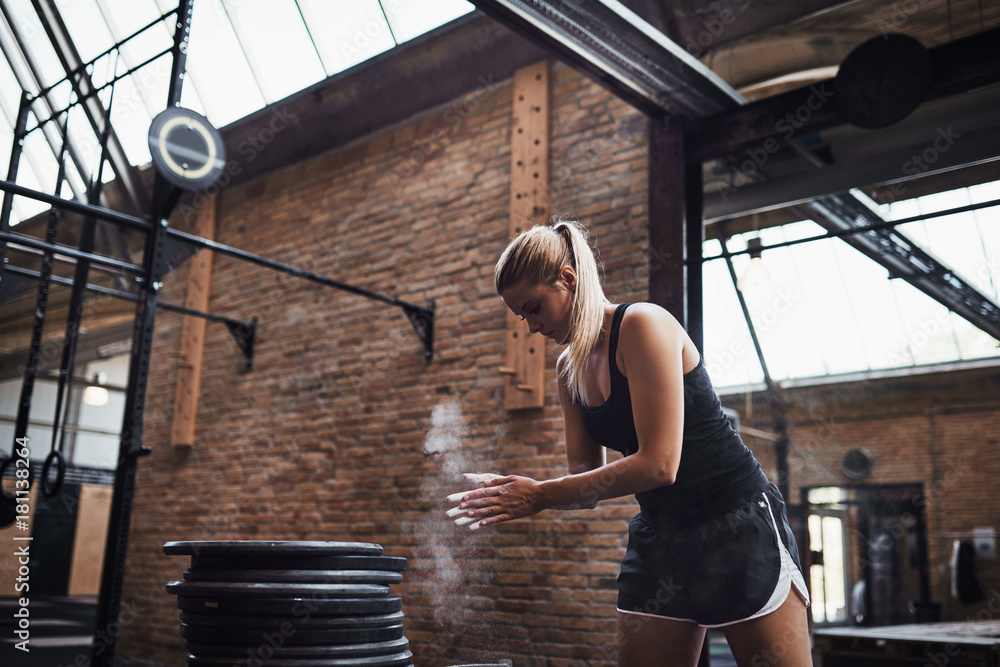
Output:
[494, 218, 610, 404]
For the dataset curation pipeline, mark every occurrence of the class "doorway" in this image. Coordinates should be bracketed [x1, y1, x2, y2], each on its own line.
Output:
[803, 484, 933, 627]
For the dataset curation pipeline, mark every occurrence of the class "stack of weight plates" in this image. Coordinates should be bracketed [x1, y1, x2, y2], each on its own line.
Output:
[163, 541, 411, 667]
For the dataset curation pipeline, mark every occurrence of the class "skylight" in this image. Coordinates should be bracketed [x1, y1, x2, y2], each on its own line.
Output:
[704, 180, 1000, 391]
[0, 0, 475, 224]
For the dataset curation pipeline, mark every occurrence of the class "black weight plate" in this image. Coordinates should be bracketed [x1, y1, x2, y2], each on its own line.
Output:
[164, 541, 384, 557]
[167, 581, 390, 598]
[176, 596, 403, 617]
[183, 569, 404, 585]
[186, 650, 412, 667]
[190, 555, 406, 571]
[175, 596, 402, 616]
[184, 636, 408, 658]
[180, 622, 404, 646]
[180, 611, 405, 629]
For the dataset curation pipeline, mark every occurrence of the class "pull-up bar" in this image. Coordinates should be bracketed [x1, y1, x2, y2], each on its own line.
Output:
[0, 178, 435, 360]
[165, 227, 435, 359]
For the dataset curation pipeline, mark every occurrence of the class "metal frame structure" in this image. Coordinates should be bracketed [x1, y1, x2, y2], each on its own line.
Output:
[0, 2, 434, 665]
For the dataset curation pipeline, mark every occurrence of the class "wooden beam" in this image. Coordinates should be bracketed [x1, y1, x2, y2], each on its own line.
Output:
[503, 61, 549, 411]
[170, 196, 216, 448]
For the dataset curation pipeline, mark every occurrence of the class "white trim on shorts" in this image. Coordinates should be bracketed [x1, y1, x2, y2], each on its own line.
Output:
[617, 493, 811, 629]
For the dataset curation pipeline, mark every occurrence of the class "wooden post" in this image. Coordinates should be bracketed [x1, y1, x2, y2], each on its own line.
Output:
[170, 197, 217, 448]
[502, 61, 550, 410]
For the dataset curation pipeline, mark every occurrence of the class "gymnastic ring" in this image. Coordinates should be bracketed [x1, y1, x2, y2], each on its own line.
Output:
[0, 457, 33, 501]
[41, 450, 65, 498]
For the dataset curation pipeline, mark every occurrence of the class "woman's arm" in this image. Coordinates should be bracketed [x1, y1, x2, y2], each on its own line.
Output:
[455, 304, 687, 527]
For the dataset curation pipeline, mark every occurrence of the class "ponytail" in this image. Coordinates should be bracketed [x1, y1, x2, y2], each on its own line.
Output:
[494, 218, 610, 405]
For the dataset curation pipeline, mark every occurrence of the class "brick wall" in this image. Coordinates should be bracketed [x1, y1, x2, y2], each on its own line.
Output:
[116, 61, 650, 667]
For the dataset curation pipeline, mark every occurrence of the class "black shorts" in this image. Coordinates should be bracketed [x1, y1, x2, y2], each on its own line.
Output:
[617, 483, 805, 627]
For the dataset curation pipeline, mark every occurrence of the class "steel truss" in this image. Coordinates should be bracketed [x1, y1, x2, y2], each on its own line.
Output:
[806, 194, 1000, 341]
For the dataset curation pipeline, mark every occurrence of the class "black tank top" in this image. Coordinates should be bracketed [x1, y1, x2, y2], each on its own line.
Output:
[578, 303, 768, 522]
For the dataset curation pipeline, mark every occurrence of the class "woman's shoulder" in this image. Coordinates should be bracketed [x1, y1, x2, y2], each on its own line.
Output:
[617, 302, 698, 373]
[616, 302, 686, 357]
[619, 301, 683, 330]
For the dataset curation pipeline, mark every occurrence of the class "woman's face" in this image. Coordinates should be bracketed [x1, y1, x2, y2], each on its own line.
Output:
[501, 267, 576, 345]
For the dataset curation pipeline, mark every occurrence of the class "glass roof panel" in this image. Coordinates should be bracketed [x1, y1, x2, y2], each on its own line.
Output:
[702, 239, 764, 388]
[66, 100, 100, 177]
[97, 0, 170, 44]
[5, 0, 66, 89]
[828, 235, 907, 371]
[95, 0, 174, 114]
[183, 0, 267, 126]
[738, 229, 828, 380]
[889, 276, 963, 366]
[224, 0, 327, 104]
[706, 180, 1000, 391]
[42, 79, 75, 121]
[55, 0, 115, 65]
[383, 0, 476, 43]
[297, 0, 398, 76]
[108, 73, 155, 166]
[0, 54, 23, 125]
[883, 197, 1000, 305]
[768, 222, 866, 377]
[950, 310, 998, 361]
[11, 128, 50, 221]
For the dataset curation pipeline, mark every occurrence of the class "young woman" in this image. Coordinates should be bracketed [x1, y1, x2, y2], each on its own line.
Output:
[447, 220, 812, 666]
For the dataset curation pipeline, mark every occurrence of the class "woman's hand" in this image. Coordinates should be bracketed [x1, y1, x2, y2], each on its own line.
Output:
[445, 473, 544, 530]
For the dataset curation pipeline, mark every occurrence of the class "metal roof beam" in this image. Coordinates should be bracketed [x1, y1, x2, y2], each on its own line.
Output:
[468, 0, 744, 117]
[803, 193, 1000, 341]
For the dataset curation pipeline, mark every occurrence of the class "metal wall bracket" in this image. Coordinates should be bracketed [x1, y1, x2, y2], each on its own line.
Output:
[401, 301, 435, 361]
[223, 316, 258, 370]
